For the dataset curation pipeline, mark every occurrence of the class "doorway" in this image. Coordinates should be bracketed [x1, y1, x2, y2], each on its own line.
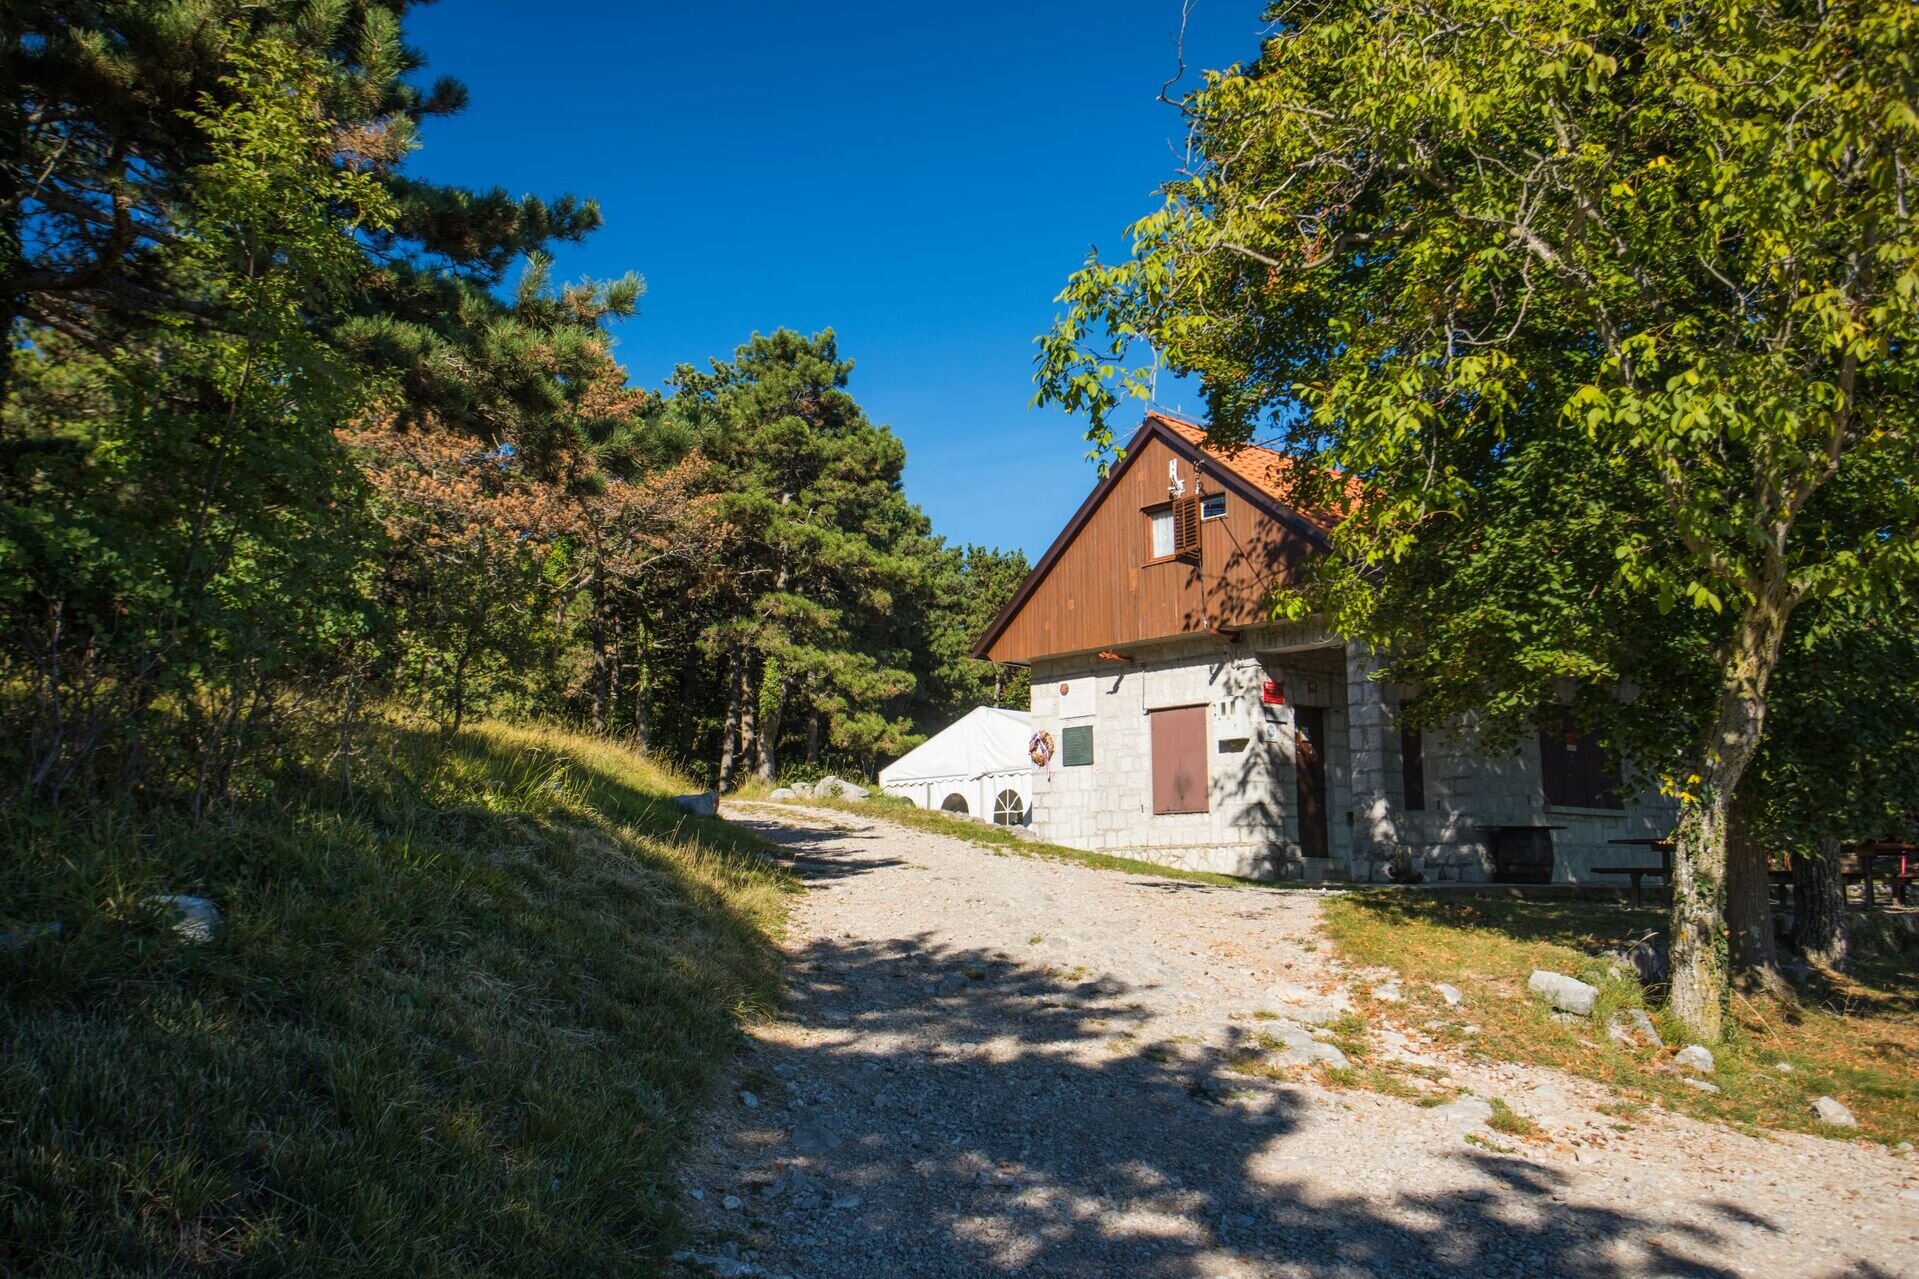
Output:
[1294, 706, 1329, 858]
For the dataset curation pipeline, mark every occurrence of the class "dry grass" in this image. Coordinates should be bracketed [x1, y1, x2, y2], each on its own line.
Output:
[0, 716, 794, 1277]
[1322, 893, 1919, 1145]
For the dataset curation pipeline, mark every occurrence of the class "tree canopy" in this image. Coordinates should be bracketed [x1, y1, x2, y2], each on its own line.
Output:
[1038, 0, 1919, 1039]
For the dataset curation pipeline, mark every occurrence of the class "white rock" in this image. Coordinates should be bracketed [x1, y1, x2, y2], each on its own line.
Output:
[1371, 981, 1403, 1003]
[1433, 982, 1463, 1007]
[722, 1193, 743, 1210]
[146, 894, 220, 943]
[1607, 1008, 1663, 1050]
[1775, 1061, 1793, 1073]
[1681, 1077, 1722, 1094]
[1527, 970, 1598, 1016]
[1675, 1044, 1715, 1074]
[687, 1187, 704, 1200]
[1812, 1095, 1858, 1128]
[674, 791, 719, 817]
[741, 1091, 759, 1109]
[768, 787, 797, 801]
[1434, 1097, 1495, 1128]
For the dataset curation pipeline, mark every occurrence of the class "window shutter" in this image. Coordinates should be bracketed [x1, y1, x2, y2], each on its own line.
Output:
[1150, 705, 1209, 814]
[1172, 493, 1202, 561]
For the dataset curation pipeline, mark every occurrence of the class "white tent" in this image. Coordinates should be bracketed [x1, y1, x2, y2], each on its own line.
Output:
[879, 706, 1035, 826]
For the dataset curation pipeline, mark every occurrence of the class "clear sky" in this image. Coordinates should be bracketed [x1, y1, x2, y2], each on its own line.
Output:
[399, 0, 1266, 559]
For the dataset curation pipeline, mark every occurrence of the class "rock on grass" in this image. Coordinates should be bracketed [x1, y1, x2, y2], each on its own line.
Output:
[1527, 970, 1598, 1016]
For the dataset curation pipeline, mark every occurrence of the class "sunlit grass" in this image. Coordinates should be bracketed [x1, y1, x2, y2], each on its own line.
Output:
[1, 716, 795, 1276]
[1322, 892, 1919, 1144]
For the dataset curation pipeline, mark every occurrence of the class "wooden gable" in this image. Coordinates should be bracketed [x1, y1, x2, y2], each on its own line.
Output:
[974, 418, 1329, 665]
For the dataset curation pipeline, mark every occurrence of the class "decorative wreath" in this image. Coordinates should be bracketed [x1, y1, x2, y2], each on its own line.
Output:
[1028, 730, 1056, 768]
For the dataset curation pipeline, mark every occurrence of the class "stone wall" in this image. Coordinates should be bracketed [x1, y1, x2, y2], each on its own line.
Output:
[1028, 625, 1351, 880]
[1027, 626, 1678, 886]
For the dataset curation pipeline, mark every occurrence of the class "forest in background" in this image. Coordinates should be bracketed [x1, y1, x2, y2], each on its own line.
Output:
[2, 3, 1029, 811]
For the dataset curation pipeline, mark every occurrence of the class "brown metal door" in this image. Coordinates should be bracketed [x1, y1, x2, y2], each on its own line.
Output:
[1294, 706, 1329, 858]
[1150, 705, 1209, 814]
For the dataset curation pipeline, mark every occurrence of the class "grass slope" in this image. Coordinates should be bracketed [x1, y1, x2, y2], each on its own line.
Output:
[1323, 893, 1919, 1144]
[1, 719, 793, 1277]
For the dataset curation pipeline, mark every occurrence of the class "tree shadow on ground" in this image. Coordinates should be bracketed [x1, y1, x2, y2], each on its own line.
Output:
[693, 932, 1892, 1279]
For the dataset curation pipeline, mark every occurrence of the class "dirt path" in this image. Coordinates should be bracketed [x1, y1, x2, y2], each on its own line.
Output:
[672, 803, 1916, 1279]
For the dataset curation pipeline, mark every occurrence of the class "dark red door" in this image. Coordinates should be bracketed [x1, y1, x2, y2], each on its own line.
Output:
[1294, 706, 1329, 858]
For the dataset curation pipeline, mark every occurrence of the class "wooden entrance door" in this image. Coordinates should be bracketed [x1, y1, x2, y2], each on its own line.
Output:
[1294, 706, 1329, 858]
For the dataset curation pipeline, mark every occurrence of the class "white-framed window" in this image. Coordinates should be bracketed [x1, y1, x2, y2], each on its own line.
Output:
[1201, 494, 1227, 520]
[1149, 509, 1175, 558]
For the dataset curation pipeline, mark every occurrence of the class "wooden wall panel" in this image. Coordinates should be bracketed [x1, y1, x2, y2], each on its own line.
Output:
[983, 434, 1319, 664]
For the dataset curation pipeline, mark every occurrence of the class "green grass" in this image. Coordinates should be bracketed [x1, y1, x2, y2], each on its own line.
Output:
[0, 717, 795, 1277]
[1322, 892, 1919, 1145]
[746, 788, 1299, 891]
[1486, 1098, 1539, 1137]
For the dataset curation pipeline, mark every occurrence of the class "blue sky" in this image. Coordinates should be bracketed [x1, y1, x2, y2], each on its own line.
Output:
[402, 1, 1266, 558]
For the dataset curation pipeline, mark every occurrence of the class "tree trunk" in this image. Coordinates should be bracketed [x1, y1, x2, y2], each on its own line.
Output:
[717, 646, 745, 791]
[737, 654, 760, 787]
[589, 567, 611, 735]
[806, 707, 822, 766]
[1668, 588, 1794, 1042]
[632, 639, 652, 751]
[448, 637, 471, 736]
[755, 672, 783, 783]
[1724, 782, 1786, 995]
[1793, 837, 1850, 971]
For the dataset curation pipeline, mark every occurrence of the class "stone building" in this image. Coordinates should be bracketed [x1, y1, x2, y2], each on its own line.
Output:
[972, 412, 1674, 884]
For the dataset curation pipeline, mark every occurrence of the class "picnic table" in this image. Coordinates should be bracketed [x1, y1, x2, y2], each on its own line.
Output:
[1772, 842, 1918, 908]
[1592, 837, 1674, 909]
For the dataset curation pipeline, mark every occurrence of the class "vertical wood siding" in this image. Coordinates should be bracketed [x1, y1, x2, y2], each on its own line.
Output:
[983, 434, 1318, 664]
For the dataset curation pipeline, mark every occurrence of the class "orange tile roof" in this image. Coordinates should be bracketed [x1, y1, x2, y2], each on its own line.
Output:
[1146, 411, 1357, 530]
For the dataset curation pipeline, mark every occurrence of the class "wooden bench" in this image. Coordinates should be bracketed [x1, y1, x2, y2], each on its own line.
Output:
[1593, 838, 1673, 909]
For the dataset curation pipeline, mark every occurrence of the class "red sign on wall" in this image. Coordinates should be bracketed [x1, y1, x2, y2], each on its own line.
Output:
[1261, 680, 1285, 705]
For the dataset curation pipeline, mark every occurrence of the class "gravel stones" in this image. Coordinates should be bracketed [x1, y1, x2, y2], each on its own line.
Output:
[678, 799, 1914, 1279]
[1433, 1097, 1495, 1128]
[1527, 969, 1598, 1016]
[789, 1124, 842, 1156]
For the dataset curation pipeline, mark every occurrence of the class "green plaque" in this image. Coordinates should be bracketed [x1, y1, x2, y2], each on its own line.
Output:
[1061, 724, 1094, 767]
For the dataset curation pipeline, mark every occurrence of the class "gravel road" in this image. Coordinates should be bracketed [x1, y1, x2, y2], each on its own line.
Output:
[671, 802, 1917, 1279]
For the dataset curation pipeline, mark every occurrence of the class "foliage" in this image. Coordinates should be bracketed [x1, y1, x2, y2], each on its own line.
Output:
[1, 35, 392, 807]
[0, 713, 792, 1275]
[1036, 0, 1919, 1039]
